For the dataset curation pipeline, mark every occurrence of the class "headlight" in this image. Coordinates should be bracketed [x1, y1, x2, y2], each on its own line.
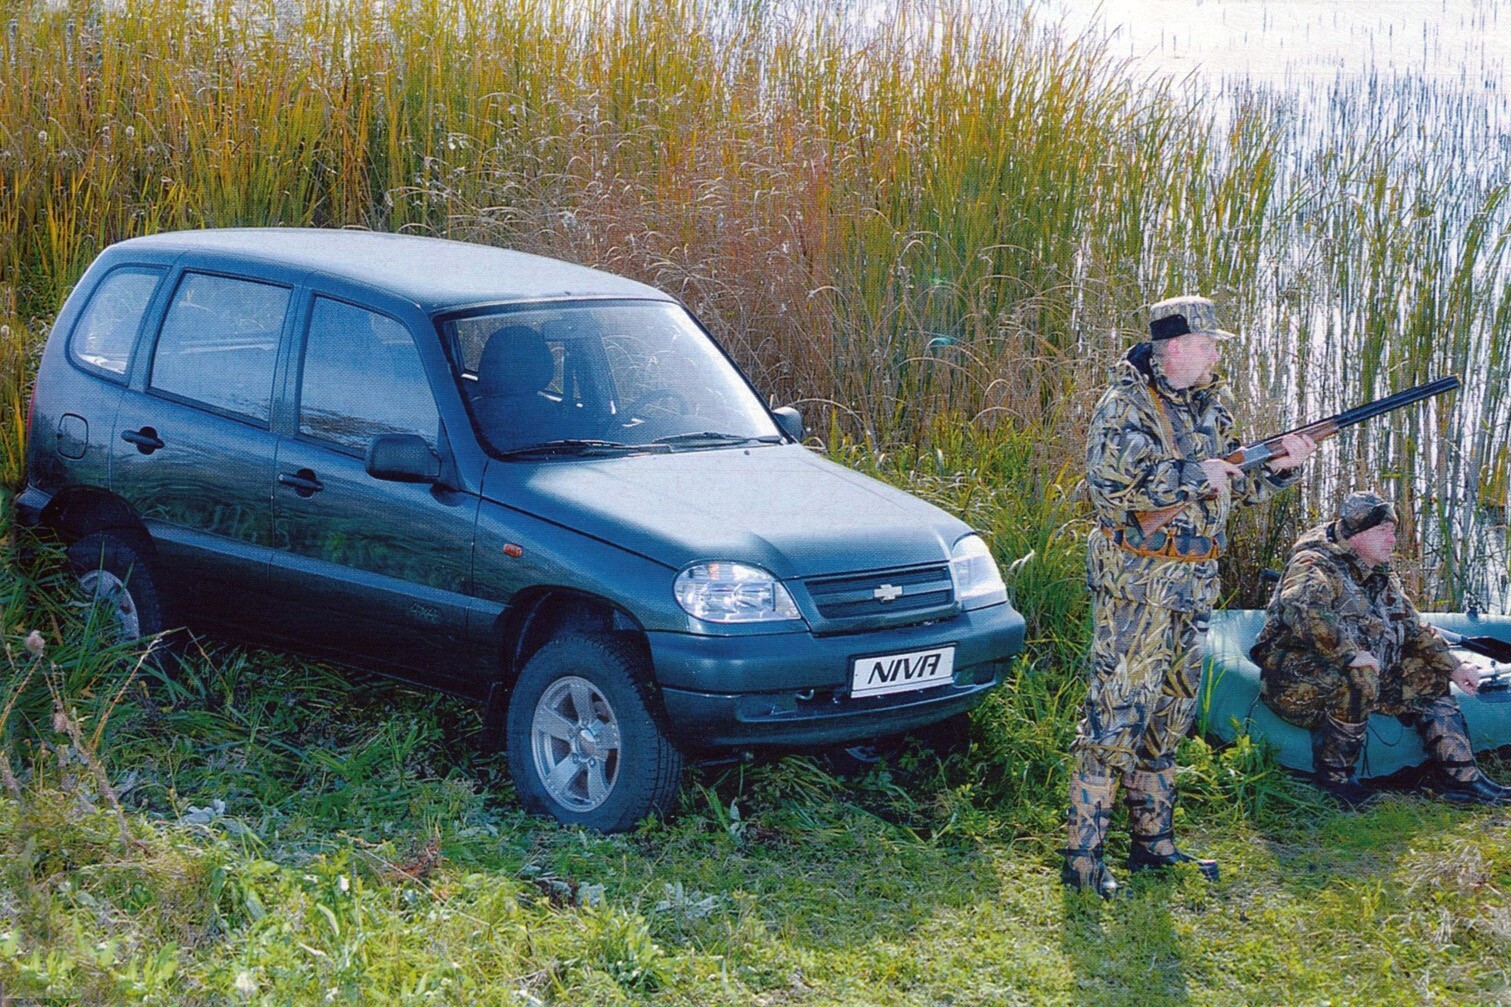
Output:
[951, 534, 1007, 608]
[674, 562, 803, 623]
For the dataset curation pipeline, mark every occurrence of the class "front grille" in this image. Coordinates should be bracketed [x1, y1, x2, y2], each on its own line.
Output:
[803, 563, 956, 626]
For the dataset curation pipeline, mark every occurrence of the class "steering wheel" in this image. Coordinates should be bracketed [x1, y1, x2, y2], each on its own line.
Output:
[621, 387, 689, 417]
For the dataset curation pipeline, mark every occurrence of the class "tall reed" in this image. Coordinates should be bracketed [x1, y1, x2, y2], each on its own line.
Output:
[1, 0, 1507, 607]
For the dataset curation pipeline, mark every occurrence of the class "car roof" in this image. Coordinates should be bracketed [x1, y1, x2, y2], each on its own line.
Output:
[110, 228, 672, 312]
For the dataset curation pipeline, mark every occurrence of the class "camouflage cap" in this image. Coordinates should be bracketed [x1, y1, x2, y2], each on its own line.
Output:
[1147, 295, 1236, 342]
[1336, 491, 1399, 539]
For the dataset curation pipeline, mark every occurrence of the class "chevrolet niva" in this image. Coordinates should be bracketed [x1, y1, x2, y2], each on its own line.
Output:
[18, 229, 1026, 830]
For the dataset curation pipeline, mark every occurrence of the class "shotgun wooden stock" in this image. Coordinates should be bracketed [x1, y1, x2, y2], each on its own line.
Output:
[1131, 376, 1461, 539]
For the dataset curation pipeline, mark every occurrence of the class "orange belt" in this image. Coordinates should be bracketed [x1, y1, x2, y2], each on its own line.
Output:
[1100, 524, 1222, 563]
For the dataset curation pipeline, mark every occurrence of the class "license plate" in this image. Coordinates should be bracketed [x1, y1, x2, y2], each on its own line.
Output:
[850, 645, 956, 698]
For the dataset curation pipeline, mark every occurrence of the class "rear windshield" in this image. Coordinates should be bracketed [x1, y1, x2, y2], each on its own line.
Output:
[443, 301, 780, 454]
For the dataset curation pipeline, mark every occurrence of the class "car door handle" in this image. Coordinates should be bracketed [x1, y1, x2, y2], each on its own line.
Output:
[121, 427, 165, 454]
[277, 469, 324, 497]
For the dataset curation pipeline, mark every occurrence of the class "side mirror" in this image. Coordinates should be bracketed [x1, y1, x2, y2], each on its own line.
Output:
[773, 405, 804, 442]
[366, 433, 441, 484]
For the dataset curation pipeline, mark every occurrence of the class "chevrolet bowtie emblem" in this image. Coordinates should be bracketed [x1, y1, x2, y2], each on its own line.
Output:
[873, 583, 904, 602]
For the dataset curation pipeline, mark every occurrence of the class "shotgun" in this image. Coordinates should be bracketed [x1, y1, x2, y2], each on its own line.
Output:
[1134, 375, 1461, 538]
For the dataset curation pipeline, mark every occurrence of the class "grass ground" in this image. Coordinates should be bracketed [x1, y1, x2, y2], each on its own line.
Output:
[6, 491, 1511, 1006]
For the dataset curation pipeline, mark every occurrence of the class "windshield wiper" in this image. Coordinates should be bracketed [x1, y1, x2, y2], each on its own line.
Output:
[493, 439, 667, 460]
[651, 432, 785, 449]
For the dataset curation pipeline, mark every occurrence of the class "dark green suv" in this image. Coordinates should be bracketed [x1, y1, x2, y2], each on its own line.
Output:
[19, 229, 1026, 830]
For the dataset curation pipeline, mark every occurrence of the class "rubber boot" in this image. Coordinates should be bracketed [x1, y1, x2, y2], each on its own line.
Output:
[1311, 715, 1377, 808]
[1062, 765, 1119, 898]
[1416, 697, 1511, 806]
[1124, 763, 1219, 881]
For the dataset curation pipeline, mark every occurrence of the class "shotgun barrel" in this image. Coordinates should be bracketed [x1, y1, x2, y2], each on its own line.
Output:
[1132, 375, 1461, 539]
[1229, 375, 1462, 471]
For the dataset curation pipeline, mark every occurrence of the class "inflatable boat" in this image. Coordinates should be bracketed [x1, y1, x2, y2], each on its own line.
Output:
[1200, 611, 1511, 779]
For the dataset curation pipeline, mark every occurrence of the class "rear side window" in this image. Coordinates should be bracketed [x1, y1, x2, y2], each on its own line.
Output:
[298, 297, 439, 453]
[150, 273, 289, 423]
[67, 267, 163, 377]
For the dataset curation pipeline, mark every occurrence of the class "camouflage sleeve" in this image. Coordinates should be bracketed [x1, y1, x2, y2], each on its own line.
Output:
[1273, 554, 1363, 666]
[1236, 462, 1303, 506]
[1085, 390, 1213, 513]
[1395, 577, 1460, 678]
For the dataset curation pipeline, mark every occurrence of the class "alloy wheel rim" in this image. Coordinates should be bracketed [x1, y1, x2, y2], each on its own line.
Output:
[530, 675, 622, 812]
[77, 570, 141, 641]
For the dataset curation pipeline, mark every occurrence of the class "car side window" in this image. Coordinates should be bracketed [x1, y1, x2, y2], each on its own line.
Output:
[299, 297, 439, 453]
[150, 272, 289, 423]
[67, 267, 164, 377]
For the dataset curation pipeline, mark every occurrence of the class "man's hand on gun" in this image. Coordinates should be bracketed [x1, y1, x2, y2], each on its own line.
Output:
[1200, 457, 1244, 492]
[1200, 433, 1316, 495]
[1264, 432, 1317, 472]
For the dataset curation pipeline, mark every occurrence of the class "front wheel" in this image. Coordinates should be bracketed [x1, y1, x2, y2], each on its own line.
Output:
[506, 633, 684, 832]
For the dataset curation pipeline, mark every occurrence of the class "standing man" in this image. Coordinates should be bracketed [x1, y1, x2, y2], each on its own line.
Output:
[1251, 491, 1510, 807]
[1065, 294, 1316, 897]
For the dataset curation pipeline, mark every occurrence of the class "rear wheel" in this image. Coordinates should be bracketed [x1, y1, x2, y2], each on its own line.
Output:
[66, 532, 170, 645]
[506, 633, 684, 831]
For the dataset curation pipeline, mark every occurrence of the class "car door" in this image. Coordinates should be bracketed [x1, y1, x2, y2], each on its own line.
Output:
[110, 270, 290, 631]
[268, 293, 477, 684]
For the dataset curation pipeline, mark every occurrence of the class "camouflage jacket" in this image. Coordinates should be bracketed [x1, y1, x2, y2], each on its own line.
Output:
[1250, 521, 1457, 697]
[1085, 344, 1299, 612]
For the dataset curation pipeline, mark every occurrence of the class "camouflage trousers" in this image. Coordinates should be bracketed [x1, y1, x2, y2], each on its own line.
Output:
[1071, 595, 1208, 776]
[1415, 695, 1480, 784]
[1260, 650, 1450, 731]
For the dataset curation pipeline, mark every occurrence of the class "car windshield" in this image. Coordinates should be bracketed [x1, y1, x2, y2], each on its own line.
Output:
[443, 300, 783, 456]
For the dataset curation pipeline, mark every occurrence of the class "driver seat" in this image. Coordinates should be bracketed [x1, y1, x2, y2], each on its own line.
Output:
[472, 325, 563, 450]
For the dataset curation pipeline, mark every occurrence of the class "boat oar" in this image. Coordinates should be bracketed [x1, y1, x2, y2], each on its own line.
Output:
[1436, 626, 1511, 692]
[1435, 626, 1511, 664]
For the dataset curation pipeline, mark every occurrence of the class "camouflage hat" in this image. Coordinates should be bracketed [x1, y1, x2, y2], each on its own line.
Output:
[1147, 295, 1236, 342]
[1336, 491, 1399, 539]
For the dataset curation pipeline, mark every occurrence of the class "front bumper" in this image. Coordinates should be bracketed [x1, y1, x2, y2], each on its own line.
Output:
[648, 601, 1026, 749]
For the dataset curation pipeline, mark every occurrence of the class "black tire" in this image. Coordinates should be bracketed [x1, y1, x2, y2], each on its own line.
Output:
[505, 633, 684, 832]
[66, 531, 171, 645]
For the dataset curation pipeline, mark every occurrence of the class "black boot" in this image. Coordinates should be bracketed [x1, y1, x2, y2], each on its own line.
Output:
[1311, 715, 1377, 808]
[1062, 766, 1119, 898]
[1436, 774, 1511, 806]
[1124, 764, 1219, 881]
[1416, 697, 1511, 806]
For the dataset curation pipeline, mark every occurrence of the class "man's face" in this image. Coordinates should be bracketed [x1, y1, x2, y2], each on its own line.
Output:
[1348, 520, 1398, 567]
[1159, 331, 1221, 389]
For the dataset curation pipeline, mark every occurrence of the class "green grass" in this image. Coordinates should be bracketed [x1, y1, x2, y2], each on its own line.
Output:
[4, 0, 1511, 1001]
[8, 471, 1511, 1005]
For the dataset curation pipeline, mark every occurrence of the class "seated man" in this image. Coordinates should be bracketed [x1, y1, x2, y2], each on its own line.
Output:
[1251, 491, 1511, 807]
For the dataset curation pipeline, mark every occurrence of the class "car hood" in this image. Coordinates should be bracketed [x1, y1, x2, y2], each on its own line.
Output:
[480, 444, 970, 577]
